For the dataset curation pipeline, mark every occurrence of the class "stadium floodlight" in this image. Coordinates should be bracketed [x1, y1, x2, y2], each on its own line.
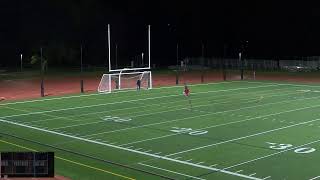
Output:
[20, 53, 23, 72]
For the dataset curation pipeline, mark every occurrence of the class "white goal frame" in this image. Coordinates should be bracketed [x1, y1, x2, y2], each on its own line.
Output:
[108, 24, 151, 72]
[98, 71, 152, 93]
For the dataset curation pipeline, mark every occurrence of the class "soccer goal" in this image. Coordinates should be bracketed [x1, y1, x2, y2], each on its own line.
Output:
[98, 71, 152, 93]
[98, 24, 152, 93]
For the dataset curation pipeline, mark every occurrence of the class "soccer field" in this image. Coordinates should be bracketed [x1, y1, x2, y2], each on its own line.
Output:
[1, 80, 320, 180]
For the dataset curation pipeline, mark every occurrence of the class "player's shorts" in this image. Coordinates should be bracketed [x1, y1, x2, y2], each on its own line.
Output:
[183, 91, 190, 96]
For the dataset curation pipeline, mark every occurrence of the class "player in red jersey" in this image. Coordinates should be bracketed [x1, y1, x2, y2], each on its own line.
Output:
[183, 83, 190, 97]
[183, 83, 192, 109]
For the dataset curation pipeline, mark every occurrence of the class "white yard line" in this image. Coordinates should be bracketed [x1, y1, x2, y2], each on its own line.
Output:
[246, 81, 320, 88]
[0, 81, 240, 106]
[0, 118, 262, 180]
[166, 117, 320, 157]
[84, 95, 320, 138]
[262, 176, 271, 180]
[24, 88, 252, 123]
[0, 80, 313, 107]
[139, 163, 207, 180]
[223, 138, 320, 170]
[23, 86, 293, 125]
[2, 80, 316, 107]
[49, 121, 104, 130]
[309, 176, 320, 180]
[119, 103, 320, 146]
[1, 84, 282, 119]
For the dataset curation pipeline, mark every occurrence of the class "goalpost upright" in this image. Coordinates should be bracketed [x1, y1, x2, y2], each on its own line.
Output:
[98, 24, 152, 93]
[108, 24, 151, 72]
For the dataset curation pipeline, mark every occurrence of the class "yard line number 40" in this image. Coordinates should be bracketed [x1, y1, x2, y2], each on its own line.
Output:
[266, 142, 316, 154]
[170, 127, 208, 135]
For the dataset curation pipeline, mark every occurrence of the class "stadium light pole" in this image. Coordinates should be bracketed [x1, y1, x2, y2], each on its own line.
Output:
[40, 47, 45, 97]
[239, 52, 244, 80]
[20, 53, 23, 72]
[108, 24, 111, 72]
[142, 52, 144, 66]
[201, 42, 205, 83]
[148, 25, 151, 69]
[115, 43, 118, 69]
[176, 43, 179, 68]
[80, 45, 84, 93]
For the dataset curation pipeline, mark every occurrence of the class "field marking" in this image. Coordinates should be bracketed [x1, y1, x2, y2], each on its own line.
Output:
[0, 118, 262, 180]
[245, 81, 320, 88]
[49, 120, 105, 130]
[0, 81, 241, 106]
[0, 139, 135, 180]
[310, 176, 320, 180]
[1, 83, 302, 132]
[166, 117, 320, 157]
[26, 86, 277, 123]
[1, 84, 283, 119]
[223, 138, 320, 170]
[85, 95, 320, 138]
[25, 86, 293, 127]
[12, 87, 295, 138]
[138, 163, 206, 180]
[1, 80, 316, 106]
[262, 176, 271, 180]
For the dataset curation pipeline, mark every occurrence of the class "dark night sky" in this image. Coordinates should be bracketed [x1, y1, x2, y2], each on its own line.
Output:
[1, 1, 320, 66]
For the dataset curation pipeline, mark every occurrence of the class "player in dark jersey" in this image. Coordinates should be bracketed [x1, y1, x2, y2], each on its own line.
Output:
[137, 79, 141, 90]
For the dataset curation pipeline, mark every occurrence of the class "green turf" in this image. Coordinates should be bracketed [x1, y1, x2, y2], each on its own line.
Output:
[1, 80, 320, 180]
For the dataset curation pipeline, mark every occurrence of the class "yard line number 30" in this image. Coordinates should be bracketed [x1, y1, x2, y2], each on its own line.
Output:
[266, 142, 316, 154]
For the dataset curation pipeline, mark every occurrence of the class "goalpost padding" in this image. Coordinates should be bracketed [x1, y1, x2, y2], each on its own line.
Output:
[98, 71, 152, 93]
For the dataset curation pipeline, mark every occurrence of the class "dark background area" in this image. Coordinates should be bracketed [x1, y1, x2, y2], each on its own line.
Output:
[1, 0, 320, 67]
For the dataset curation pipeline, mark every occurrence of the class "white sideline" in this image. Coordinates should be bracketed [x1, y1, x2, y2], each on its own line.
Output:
[83, 94, 320, 137]
[1, 80, 317, 107]
[1, 84, 282, 119]
[0, 118, 261, 180]
[0, 81, 240, 106]
[119, 103, 320, 146]
[245, 81, 320, 88]
[166, 117, 320, 157]
[138, 163, 206, 180]
[2, 109, 320, 179]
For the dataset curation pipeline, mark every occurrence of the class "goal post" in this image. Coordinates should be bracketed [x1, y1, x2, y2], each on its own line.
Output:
[98, 71, 152, 93]
[107, 24, 151, 72]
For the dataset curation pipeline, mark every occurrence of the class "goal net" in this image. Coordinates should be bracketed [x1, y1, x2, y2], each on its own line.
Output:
[98, 71, 152, 93]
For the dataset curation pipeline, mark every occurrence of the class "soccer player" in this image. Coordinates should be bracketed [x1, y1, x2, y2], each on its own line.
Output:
[136, 79, 141, 90]
[183, 83, 192, 109]
[183, 83, 190, 97]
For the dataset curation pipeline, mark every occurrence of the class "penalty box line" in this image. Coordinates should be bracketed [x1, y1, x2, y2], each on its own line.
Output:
[0, 118, 262, 180]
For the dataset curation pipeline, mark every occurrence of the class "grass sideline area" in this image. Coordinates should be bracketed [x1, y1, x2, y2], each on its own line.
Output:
[1, 80, 320, 179]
